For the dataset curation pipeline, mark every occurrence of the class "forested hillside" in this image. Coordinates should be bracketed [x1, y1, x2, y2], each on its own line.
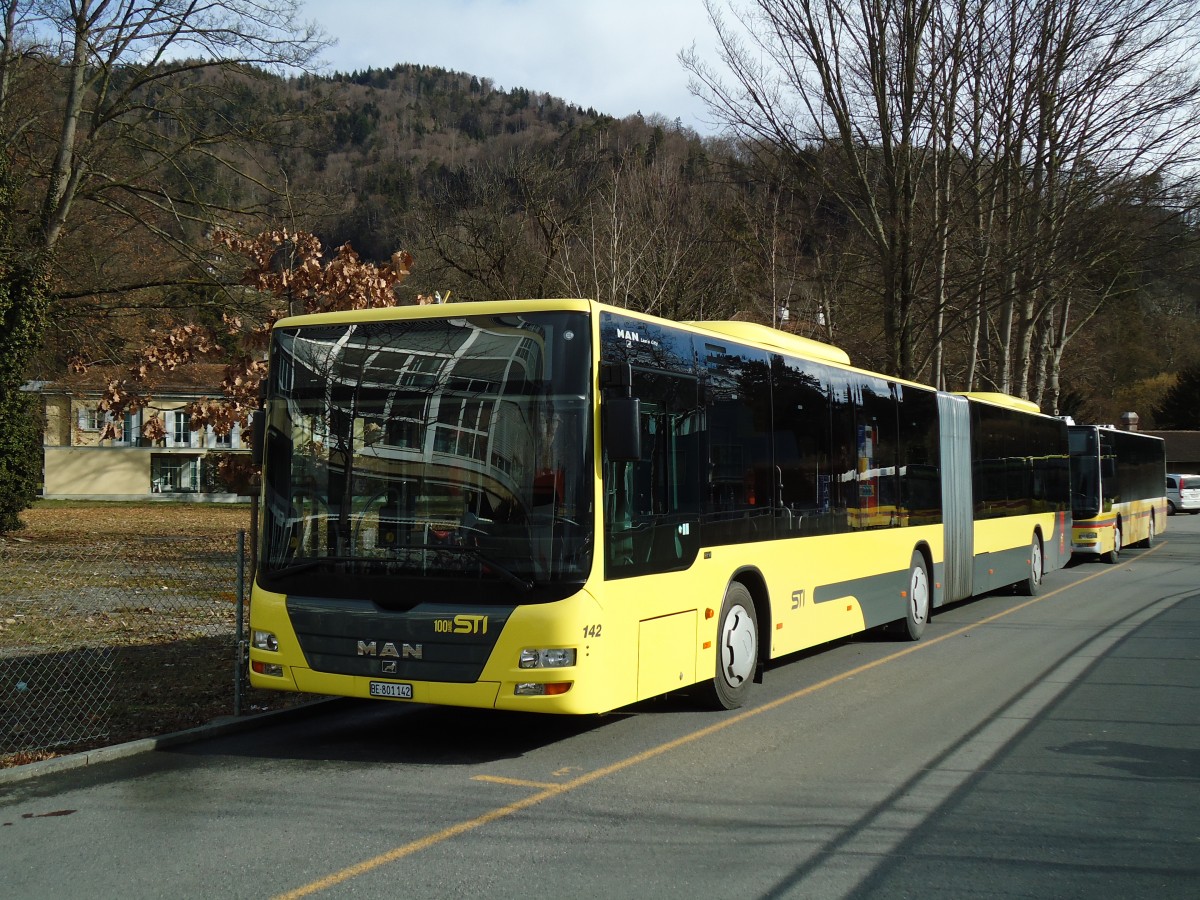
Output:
[8, 31, 1200, 428]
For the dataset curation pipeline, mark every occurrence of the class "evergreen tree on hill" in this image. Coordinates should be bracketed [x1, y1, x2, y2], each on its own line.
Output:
[1153, 366, 1200, 429]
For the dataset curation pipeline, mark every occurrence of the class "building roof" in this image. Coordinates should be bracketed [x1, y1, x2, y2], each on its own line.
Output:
[1145, 430, 1200, 472]
[30, 362, 230, 395]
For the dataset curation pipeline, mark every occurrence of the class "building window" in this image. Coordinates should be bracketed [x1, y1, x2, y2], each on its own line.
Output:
[433, 398, 491, 461]
[113, 410, 142, 445]
[78, 408, 103, 431]
[173, 412, 192, 445]
[151, 455, 200, 493]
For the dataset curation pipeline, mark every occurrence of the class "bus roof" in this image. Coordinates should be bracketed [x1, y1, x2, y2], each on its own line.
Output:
[685, 320, 851, 365]
[273, 299, 854, 366]
[274, 298, 594, 328]
[272, 300, 1038, 411]
[957, 392, 1043, 415]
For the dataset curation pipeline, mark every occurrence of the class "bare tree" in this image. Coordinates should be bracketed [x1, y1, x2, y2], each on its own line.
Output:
[0, 0, 328, 525]
[686, 0, 1200, 401]
[0, 0, 331, 365]
[684, 0, 941, 379]
[409, 121, 737, 321]
[552, 139, 729, 320]
[1005, 0, 1200, 408]
[3, 1, 327, 251]
[412, 146, 582, 301]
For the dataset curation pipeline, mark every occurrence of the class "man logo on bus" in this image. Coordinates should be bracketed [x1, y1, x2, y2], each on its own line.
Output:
[357, 641, 423, 660]
[616, 328, 659, 348]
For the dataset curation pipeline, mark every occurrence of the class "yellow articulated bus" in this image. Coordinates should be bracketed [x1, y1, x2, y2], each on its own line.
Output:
[247, 299, 1071, 713]
[1067, 424, 1167, 563]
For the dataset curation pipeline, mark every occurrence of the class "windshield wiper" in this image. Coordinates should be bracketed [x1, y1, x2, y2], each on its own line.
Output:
[267, 555, 366, 578]
[427, 546, 533, 593]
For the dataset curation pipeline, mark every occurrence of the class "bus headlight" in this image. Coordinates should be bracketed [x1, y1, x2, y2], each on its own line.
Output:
[518, 648, 577, 669]
[253, 630, 279, 652]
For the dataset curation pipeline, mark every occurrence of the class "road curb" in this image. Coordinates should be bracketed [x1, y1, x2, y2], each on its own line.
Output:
[0, 698, 343, 786]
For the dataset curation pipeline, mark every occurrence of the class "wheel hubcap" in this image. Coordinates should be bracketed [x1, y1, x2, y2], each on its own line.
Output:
[910, 567, 929, 623]
[1032, 541, 1043, 584]
[720, 604, 756, 687]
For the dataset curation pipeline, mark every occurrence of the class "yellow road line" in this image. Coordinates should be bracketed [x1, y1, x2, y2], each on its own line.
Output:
[273, 547, 1161, 900]
[471, 775, 563, 789]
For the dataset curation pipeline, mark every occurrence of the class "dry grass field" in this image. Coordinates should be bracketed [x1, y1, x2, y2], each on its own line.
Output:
[1, 501, 310, 767]
[15, 500, 253, 543]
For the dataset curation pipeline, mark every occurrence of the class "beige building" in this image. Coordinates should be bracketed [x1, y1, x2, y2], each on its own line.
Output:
[32, 364, 253, 501]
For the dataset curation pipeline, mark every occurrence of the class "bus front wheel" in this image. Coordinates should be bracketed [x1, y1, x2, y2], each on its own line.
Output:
[703, 582, 758, 710]
[1103, 522, 1122, 564]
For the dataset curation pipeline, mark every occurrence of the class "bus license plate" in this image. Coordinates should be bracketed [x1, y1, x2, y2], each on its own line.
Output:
[369, 681, 413, 700]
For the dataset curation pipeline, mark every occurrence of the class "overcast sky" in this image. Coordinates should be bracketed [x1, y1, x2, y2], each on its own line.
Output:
[299, 0, 724, 133]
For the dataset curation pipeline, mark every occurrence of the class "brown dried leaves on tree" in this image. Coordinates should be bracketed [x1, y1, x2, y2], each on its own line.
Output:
[87, 230, 414, 444]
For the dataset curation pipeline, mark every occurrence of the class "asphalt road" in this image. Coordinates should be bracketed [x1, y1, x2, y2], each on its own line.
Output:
[3, 517, 1198, 899]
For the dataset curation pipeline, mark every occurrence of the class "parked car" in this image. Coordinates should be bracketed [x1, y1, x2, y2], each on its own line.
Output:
[1166, 474, 1200, 515]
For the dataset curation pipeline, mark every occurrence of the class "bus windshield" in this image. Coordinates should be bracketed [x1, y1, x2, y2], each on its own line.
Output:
[258, 311, 593, 604]
[1068, 427, 1102, 518]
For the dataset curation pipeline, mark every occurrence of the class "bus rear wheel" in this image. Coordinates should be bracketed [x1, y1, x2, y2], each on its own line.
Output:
[702, 582, 758, 710]
[895, 552, 930, 641]
[1017, 535, 1044, 596]
[1133, 515, 1155, 549]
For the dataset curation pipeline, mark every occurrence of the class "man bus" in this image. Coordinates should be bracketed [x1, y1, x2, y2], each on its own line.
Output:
[1067, 424, 1167, 563]
[248, 300, 1071, 713]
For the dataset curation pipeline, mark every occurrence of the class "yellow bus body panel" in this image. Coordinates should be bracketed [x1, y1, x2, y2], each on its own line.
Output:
[1071, 498, 1166, 555]
[250, 522, 957, 714]
[251, 584, 633, 715]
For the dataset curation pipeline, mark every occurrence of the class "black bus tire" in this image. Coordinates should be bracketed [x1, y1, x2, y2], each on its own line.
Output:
[1134, 515, 1155, 549]
[896, 551, 930, 641]
[1103, 522, 1122, 564]
[1017, 534, 1044, 596]
[703, 582, 758, 710]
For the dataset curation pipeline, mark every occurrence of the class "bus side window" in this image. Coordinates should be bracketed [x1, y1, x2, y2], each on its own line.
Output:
[702, 345, 773, 544]
[603, 370, 701, 578]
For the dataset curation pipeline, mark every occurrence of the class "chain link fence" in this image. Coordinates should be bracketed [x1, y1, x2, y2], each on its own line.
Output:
[1, 531, 256, 761]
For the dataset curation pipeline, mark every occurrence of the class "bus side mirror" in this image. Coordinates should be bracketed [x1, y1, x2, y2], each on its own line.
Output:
[251, 377, 268, 466]
[250, 410, 265, 465]
[604, 397, 641, 462]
